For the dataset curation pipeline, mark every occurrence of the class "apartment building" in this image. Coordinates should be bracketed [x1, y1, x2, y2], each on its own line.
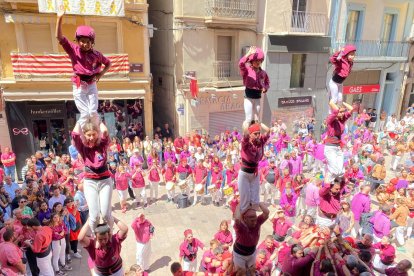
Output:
[330, 0, 413, 122]
[149, 0, 259, 136]
[0, 0, 152, 173]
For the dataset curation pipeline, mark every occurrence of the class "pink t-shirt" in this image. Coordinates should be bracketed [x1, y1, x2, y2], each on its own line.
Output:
[194, 165, 207, 184]
[131, 170, 145, 188]
[59, 36, 110, 77]
[214, 230, 233, 246]
[148, 166, 161, 182]
[131, 218, 152, 244]
[115, 172, 130, 190]
[211, 170, 223, 189]
[1, 152, 16, 167]
[163, 165, 176, 182]
[0, 241, 23, 274]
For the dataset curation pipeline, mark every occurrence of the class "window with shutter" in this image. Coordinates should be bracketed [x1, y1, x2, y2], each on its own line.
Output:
[89, 21, 118, 53]
[23, 24, 53, 53]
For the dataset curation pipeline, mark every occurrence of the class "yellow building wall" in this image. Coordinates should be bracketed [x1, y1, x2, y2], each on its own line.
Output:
[0, 19, 17, 79]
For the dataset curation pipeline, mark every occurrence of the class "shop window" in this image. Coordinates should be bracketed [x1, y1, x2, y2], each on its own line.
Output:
[290, 53, 306, 88]
[89, 21, 118, 53]
[23, 23, 53, 53]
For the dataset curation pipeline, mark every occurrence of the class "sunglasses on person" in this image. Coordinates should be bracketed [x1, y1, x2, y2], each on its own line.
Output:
[20, 200, 27, 204]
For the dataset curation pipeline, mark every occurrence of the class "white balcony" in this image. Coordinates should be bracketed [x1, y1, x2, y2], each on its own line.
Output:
[332, 40, 409, 60]
[282, 11, 328, 35]
[205, 0, 257, 27]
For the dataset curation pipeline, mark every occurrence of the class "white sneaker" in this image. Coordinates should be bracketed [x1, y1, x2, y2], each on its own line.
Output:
[73, 252, 82, 259]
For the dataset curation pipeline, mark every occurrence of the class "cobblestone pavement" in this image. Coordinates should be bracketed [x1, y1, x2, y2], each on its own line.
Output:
[66, 156, 414, 275]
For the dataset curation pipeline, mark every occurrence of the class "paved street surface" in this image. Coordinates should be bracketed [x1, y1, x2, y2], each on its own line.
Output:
[65, 156, 414, 275]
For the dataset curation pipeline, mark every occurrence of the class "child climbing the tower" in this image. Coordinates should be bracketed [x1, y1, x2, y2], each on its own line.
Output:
[239, 46, 269, 125]
[56, 6, 111, 128]
[328, 45, 356, 107]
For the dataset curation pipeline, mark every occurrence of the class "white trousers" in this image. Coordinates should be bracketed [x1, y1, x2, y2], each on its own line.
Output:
[406, 217, 414, 237]
[136, 241, 151, 271]
[167, 187, 175, 200]
[211, 189, 222, 203]
[117, 189, 128, 201]
[182, 258, 197, 272]
[149, 181, 159, 200]
[52, 239, 66, 271]
[373, 254, 389, 276]
[73, 83, 99, 127]
[351, 221, 361, 238]
[133, 187, 147, 204]
[324, 145, 344, 183]
[395, 226, 406, 246]
[244, 97, 260, 123]
[391, 155, 401, 171]
[328, 79, 343, 105]
[37, 252, 54, 276]
[263, 182, 276, 204]
[238, 170, 260, 214]
[316, 212, 336, 228]
[84, 177, 114, 233]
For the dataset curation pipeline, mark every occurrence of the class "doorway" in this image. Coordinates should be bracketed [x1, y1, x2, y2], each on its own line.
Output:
[32, 118, 67, 155]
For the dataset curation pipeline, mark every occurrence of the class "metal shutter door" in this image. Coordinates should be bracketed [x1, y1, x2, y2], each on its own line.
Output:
[209, 110, 244, 136]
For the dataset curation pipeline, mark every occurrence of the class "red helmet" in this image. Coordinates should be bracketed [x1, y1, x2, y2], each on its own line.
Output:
[250, 47, 264, 62]
[75, 26, 95, 42]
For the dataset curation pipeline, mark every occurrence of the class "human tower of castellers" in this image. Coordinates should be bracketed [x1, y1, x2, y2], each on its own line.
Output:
[1, 9, 414, 276]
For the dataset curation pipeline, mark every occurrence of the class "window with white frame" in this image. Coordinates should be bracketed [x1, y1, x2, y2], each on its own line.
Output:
[290, 53, 306, 88]
[22, 23, 53, 53]
[89, 21, 118, 53]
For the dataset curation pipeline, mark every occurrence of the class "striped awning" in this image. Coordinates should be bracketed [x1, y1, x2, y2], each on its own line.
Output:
[4, 13, 77, 25]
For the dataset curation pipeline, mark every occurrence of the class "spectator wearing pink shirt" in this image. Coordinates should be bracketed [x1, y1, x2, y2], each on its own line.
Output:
[130, 149, 144, 170]
[148, 158, 162, 204]
[115, 165, 131, 213]
[131, 213, 154, 273]
[179, 229, 205, 272]
[214, 220, 233, 251]
[289, 151, 303, 175]
[1, 146, 16, 182]
[192, 159, 207, 206]
[0, 228, 26, 275]
[131, 166, 147, 209]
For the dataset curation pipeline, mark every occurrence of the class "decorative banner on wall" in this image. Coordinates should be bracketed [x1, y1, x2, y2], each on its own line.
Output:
[38, 0, 125, 17]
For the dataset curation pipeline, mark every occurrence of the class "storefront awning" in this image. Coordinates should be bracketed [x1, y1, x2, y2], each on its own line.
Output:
[3, 89, 146, 101]
[4, 13, 77, 25]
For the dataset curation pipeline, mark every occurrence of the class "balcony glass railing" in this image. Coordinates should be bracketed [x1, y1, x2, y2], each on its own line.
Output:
[332, 40, 409, 58]
[205, 0, 256, 19]
[10, 52, 129, 79]
[283, 11, 328, 34]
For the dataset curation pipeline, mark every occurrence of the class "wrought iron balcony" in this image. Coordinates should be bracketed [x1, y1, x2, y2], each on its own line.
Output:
[213, 61, 239, 80]
[332, 40, 409, 58]
[205, 0, 256, 19]
[282, 10, 328, 35]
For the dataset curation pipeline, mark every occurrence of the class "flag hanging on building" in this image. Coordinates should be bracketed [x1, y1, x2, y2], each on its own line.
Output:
[38, 0, 125, 17]
[11, 53, 129, 79]
[190, 79, 199, 99]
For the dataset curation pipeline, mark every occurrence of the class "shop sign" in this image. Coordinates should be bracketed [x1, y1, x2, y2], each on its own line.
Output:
[130, 63, 143, 73]
[29, 106, 64, 117]
[197, 95, 243, 111]
[343, 84, 380, 94]
[278, 96, 312, 107]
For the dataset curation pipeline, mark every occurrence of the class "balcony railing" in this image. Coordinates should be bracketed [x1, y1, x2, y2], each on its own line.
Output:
[205, 0, 256, 19]
[213, 61, 239, 80]
[10, 52, 130, 80]
[283, 11, 328, 34]
[332, 40, 410, 58]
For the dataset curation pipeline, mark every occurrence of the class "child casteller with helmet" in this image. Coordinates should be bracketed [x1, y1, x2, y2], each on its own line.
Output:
[56, 7, 111, 128]
[328, 45, 357, 108]
[238, 46, 270, 126]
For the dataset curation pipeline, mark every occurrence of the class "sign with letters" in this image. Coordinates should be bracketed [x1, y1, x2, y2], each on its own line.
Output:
[343, 84, 380, 94]
[278, 96, 312, 107]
